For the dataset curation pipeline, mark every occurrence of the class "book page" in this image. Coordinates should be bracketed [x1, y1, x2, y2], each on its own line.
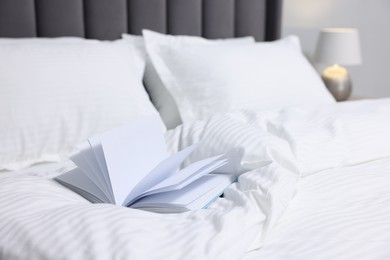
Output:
[187, 174, 235, 210]
[88, 139, 114, 203]
[138, 155, 227, 199]
[131, 174, 233, 209]
[54, 167, 111, 203]
[132, 147, 242, 202]
[101, 115, 167, 206]
[123, 143, 199, 205]
[69, 142, 113, 201]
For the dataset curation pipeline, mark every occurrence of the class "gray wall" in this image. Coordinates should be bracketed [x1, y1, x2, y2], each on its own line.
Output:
[283, 0, 390, 98]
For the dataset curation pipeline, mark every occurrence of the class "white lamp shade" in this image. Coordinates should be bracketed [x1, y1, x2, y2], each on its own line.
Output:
[314, 28, 362, 66]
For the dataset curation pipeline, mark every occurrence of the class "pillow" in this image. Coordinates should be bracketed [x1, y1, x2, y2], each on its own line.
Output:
[123, 30, 256, 129]
[144, 35, 336, 123]
[0, 38, 159, 170]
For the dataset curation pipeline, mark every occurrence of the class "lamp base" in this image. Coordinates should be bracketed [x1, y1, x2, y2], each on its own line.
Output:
[321, 64, 352, 101]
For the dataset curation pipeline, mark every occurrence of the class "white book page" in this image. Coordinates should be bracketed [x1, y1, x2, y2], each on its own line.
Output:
[187, 174, 234, 210]
[54, 168, 111, 203]
[70, 142, 112, 200]
[131, 174, 231, 208]
[137, 148, 242, 200]
[123, 143, 199, 205]
[101, 115, 167, 206]
[88, 139, 115, 202]
[139, 155, 227, 198]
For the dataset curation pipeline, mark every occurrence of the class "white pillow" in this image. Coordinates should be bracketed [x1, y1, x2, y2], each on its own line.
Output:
[145, 35, 336, 123]
[123, 30, 256, 129]
[0, 38, 159, 170]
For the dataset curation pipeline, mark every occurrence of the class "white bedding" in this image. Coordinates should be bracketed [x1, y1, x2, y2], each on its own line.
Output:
[244, 158, 390, 260]
[1, 99, 390, 260]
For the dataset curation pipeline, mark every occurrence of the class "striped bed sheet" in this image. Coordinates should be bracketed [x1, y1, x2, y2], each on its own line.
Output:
[244, 157, 390, 260]
[1, 98, 390, 259]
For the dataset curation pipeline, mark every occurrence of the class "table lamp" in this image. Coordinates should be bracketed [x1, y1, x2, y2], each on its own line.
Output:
[314, 28, 362, 101]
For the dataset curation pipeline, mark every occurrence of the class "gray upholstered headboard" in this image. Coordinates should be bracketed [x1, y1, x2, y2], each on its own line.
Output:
[0, 0, 282, 41]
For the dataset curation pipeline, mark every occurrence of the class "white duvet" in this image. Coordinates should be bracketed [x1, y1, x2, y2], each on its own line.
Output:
[1, 99, 390, 260]
[244, 157, 390, 260]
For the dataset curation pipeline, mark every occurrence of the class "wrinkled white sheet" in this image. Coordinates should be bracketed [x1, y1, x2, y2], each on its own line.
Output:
[1, 99, 390, 260]
[243, 157, 390, 260]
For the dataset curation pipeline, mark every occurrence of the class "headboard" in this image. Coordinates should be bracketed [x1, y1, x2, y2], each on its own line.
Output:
[0, 0, 282, 41]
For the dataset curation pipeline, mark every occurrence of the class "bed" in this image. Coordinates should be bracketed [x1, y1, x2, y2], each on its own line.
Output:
[1, 0, 390, 259]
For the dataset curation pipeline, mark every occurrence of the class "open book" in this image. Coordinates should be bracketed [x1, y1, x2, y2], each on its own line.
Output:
[55, 116, 240, 213]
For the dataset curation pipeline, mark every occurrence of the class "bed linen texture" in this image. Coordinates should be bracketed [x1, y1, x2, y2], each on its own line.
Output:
[0, 38, 158, 171]
[243, 157, 390, 260]
[145, 34, 335, 123]
[1, 99, 390, 260]
[123, 30, 256, 129]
